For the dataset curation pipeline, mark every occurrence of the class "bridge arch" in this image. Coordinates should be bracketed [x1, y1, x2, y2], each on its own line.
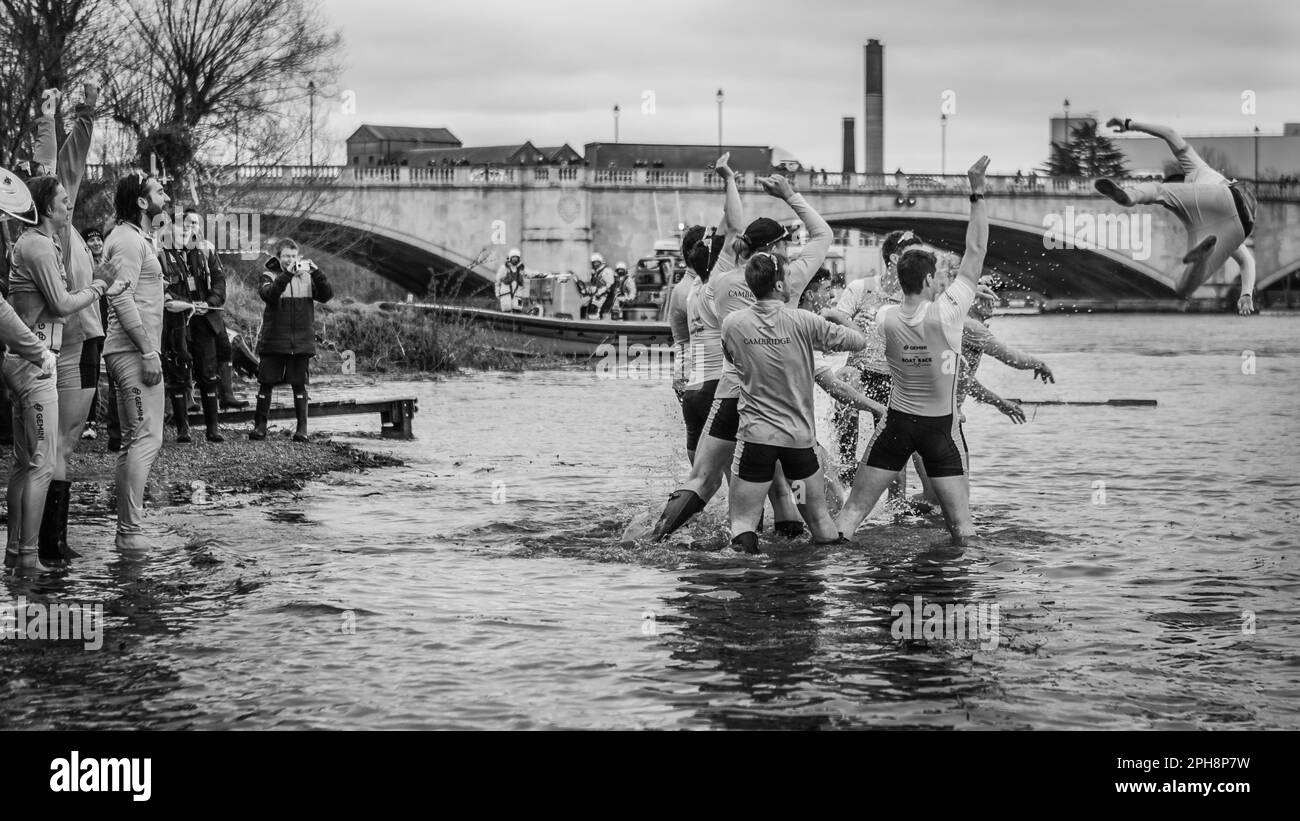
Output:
[819, 209, 1179, 299]
[1257, 257, 1300, 292]
[257, 205, 498, 297]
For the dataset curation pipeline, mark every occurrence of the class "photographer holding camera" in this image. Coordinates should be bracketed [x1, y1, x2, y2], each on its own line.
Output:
[250, 238, 333, 442]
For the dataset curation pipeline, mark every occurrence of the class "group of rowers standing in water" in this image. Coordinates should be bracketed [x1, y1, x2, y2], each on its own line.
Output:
[637, 117, 1258, 552]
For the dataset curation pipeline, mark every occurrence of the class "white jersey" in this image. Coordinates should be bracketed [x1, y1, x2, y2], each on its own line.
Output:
[686, 279, 724, 387]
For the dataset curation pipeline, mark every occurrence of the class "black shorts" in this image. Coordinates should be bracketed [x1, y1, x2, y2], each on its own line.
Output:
[866, 410, 968, 478]
[733, 440, 820, 483]
[681, 379, 718, 451]
[79, 337, 102, 389]
[258, 353, 312, 386]
[704, 396, 739, 442]
[1229, 182, 1256, 239]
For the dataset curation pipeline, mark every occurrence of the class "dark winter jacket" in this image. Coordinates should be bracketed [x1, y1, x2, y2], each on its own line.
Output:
[257, 256, 333, 356]
[173, 241, 229, 336]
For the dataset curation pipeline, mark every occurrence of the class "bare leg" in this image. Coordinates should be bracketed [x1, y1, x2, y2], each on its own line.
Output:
[649, 432, 733, 539]
[679, 433, 731, 502]
[835, 465, 900, 537]
[728, 476, 769, 536]
[816, 443, 846, 510]
[794, 470, 841, 542]
[768, 464, 802, 523]
[911, 452, 939, 506]
[861, 410, 907, 502]
[54, 388, 95, 481]
[928, 474, 974, 545]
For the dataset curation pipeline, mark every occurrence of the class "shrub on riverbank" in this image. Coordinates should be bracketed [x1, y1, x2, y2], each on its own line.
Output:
[221, 277, 524, 372]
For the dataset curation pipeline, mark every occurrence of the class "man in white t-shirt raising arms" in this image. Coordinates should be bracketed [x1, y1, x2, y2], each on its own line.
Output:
[836, 156, 991, 547]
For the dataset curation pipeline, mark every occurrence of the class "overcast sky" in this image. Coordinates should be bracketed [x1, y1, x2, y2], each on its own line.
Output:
[317, 0, 1298, 173]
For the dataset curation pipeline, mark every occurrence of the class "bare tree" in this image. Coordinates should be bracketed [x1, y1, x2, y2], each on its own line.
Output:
[0, 0, 113, 163]
[102, 0, 342, 184]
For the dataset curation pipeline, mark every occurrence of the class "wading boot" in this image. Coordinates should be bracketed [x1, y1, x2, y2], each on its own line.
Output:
[219, 362, 249, 409]
[292, 389, 309, 442]
[38, 480, 75, 566]
[248, 388, 271, 440]
[201, 391, 224, 443]
[171, 393, 192, 443]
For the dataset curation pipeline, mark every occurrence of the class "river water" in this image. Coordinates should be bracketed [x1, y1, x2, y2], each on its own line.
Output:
[2, 314, 1297, 730]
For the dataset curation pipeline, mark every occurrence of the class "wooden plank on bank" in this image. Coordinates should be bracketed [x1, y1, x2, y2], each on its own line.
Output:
[187, 397, 418, 439]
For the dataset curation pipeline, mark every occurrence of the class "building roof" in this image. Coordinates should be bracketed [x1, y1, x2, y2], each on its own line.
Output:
[583, 142, 782, 172]
[347, 124, 461, 146]
[404, 143, 543, 166]
[404, 141, 590, 166]
[537, 144, 584, 162]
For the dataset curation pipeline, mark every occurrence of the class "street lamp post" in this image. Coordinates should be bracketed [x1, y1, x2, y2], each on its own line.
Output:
[613, 104, 620, 143]
[1254, 124, 1260, 198]
[1063, 98, 1071, 148]
[308, 80, 317, 166]
[940, 113, 947, 175]
[716, 89, 724, 155]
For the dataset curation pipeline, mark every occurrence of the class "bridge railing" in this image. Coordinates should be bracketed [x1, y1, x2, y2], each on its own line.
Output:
[78, 163, 1300, 201]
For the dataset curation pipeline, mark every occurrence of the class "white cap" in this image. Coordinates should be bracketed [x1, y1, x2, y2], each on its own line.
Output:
[615, 261, 627, 271]
[508, 248, 521, 258]
[590, 253, 604, 263]
[0, 166, 36, 224]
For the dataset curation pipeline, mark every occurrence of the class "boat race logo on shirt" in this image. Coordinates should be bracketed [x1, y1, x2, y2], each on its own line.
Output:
[891, 596, 1000, 651]
[151, 206, 263, 260]
[1042, 207, 1153, 260]
[594, 336, 676, 380]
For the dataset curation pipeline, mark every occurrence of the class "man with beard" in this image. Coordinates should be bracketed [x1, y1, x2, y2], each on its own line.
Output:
[102, 171, 170, 550]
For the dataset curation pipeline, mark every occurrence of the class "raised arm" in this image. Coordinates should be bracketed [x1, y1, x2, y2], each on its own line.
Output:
[956, 156, 990, 289]
[715, 153, 744, 265]
[763, 175, 831, 299]
[258, 267, 292, 304]
[32, 89, 58, 171]
[1107, 117, 1188, 154]
[57, 85, 98, 205]
[311, 265, 332, 303]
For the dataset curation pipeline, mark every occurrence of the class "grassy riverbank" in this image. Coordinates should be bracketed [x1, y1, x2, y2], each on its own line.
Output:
[219, 276, 526, 373]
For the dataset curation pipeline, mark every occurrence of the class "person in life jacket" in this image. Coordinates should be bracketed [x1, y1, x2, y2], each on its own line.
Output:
[581, 253, 610, 320]
[599, 261, 637, 319]
[495, 248, 527, 313]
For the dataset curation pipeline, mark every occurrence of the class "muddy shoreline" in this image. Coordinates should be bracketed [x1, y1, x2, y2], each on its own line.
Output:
[2, 428, 403, 516]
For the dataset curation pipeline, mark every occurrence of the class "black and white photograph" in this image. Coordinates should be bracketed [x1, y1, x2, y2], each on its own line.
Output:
[0, 0, 1293, 789]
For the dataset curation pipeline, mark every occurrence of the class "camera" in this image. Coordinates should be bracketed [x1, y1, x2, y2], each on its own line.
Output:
[295, 259, 314, 275]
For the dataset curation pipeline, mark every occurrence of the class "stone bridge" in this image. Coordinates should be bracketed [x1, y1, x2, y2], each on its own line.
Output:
[207, 164, 1300, 303]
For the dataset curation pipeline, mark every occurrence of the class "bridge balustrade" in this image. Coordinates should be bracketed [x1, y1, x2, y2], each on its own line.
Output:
[74, 163, 1300, 202]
